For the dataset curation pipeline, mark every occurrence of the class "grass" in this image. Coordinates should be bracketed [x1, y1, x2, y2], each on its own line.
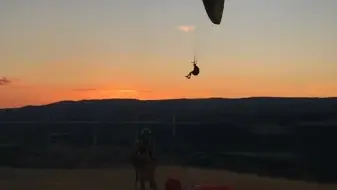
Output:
[0, 166, 336, 190]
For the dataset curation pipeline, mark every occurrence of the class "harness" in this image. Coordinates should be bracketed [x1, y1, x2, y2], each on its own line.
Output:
[192, 66, 200, 75]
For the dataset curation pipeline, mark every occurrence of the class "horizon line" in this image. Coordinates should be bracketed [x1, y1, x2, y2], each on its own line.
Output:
[1, 96, 336, 110]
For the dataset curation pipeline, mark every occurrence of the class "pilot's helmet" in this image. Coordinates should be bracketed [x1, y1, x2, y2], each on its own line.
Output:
[141, 128, 151, 135]
[140, 128, 152, 139]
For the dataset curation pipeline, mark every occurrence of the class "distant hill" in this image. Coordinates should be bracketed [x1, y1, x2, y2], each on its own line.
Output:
[0, 97, 336, 123]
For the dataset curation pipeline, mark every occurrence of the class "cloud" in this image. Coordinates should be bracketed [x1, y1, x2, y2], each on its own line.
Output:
[72, 88, 97, 91]
[117, 89, 138, 94]
[0, 77, 12, 86]
[177, 25, 196, 33]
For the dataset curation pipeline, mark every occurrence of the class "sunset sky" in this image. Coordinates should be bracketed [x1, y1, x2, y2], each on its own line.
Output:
[1, 0, 337, 108]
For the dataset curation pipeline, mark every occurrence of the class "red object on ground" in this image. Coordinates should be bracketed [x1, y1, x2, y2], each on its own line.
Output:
[188, 184, 234, 190]
[166, 178, 182, 190]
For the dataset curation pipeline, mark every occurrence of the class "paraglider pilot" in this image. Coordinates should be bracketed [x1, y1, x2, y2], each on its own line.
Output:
[185, 59, 200, 79]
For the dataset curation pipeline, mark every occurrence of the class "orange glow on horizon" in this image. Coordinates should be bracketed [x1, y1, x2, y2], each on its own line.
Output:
[1, 80, 336, 108]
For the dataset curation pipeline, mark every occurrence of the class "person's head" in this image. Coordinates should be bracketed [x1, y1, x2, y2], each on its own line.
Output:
[139, 128, 152, 147]
[140, 128, 152, 139]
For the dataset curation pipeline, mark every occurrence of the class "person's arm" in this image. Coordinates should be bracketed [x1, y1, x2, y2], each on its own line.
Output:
[152, 140, 156, 158]
[132, 140, 139, 156]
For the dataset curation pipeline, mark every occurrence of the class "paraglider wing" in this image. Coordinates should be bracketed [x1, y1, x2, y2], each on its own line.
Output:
[202, 0, 225, 25]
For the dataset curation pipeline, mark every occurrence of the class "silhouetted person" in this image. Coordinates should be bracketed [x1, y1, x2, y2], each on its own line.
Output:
[185, 61, 200, 79]
[132, 128, 157, 190]
[133, 128, 155, 161]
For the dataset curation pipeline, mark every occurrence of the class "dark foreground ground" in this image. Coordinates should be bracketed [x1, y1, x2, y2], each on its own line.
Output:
[0, 166, 336, 190]
[1, 98, 337, 183]
[0, 122, 336, 183]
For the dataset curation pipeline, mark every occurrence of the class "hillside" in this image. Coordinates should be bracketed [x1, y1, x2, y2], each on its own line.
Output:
[1, 97, 336, 122]
[0, 97, 336, 183]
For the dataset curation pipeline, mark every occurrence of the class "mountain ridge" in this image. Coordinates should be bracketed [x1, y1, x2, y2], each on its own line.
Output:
[0, 97, 336, 122]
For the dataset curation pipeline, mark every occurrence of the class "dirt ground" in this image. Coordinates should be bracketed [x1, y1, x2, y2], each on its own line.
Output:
[0, 166, 335, 190]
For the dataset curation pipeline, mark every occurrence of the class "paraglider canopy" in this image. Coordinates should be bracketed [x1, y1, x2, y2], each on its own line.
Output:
[202, 0, 225, 25]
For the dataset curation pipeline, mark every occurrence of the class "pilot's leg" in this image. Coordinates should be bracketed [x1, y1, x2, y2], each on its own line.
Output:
[185, 72, 192, 79]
